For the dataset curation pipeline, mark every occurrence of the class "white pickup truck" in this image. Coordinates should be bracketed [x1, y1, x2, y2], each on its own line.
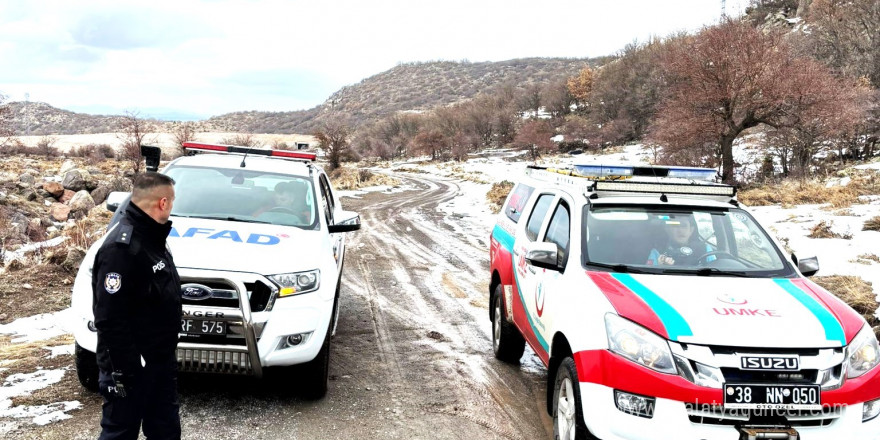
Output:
[71, 143, 360, 398]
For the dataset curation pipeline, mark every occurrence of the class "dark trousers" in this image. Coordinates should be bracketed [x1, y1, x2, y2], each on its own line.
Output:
[97, 365, 181, 440]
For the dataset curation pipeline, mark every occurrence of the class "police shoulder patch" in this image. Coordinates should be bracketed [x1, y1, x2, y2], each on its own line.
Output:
[115, 224, 133, 245]
[104, 272, 122, 294]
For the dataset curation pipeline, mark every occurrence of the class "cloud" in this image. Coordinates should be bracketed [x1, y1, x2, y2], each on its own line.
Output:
[69, 7, 212, 50]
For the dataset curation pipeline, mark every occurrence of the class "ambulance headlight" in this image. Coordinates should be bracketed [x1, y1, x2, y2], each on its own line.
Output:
[269, 269, 320, 297]
[606, 314, 676, 375]
[847, 325, 880, 379]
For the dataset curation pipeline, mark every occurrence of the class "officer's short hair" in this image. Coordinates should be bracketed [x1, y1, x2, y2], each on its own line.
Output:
[132, 172, 175, 202]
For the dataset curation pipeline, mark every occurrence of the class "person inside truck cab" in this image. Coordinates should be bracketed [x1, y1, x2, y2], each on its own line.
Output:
[646, 215, 714, 266]
[254, 181, 310, 223]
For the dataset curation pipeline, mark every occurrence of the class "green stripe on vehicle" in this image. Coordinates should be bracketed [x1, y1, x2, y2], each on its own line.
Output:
[611, 273, 694, 341]
[774, 279, 845, 347]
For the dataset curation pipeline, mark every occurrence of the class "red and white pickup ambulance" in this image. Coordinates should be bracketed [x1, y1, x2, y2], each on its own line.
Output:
[489, 164, 880, 440]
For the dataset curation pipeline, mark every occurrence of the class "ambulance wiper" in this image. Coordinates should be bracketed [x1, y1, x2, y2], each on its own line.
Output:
[584, 261, 651, 274]
[193, 214, 272, 224]
[663, 267, 750, 277]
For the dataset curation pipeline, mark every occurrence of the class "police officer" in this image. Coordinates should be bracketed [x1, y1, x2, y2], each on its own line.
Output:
[92, 172, 182, 440]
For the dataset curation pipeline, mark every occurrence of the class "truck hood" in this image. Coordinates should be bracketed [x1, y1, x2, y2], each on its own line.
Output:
[167, 216, 327, 275]
[601, 273, 851, 348]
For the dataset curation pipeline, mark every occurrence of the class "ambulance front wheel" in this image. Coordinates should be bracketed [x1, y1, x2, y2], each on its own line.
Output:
[492, 285, 525, 363]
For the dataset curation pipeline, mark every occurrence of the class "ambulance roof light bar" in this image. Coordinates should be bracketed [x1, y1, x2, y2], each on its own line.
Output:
[182, 142, 317, 162]
[525, 164, 736, 202]
[570, 164, 718, 181]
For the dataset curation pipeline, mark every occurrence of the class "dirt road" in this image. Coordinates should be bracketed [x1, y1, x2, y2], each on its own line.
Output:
[12, 172, 552, 439]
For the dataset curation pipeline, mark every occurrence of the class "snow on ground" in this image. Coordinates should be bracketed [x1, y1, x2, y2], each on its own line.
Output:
[0, 309, 81, 431]
[2, 236, 68, 265]
[0, 369, 81, 434]
[335, 183, 416, 199]
[749, 201, 880, 300]
[0, 309, 75, 344]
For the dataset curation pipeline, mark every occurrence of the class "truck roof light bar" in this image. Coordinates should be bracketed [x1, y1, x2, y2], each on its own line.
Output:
[182, 142, 317, 162]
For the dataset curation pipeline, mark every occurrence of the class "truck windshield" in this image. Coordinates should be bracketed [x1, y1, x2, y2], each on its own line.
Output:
[582, 206, 796, 278]
[165, 165, 318, 229]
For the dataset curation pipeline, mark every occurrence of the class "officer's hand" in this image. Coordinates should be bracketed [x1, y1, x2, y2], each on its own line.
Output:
[658, 254, 675, 266]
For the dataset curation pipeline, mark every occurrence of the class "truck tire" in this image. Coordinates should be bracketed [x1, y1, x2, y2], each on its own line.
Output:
[552, 357, 594, 440]
[74, 343, 99, 392]
[300, 322, 331, 400]
[492, 285, 525, 363]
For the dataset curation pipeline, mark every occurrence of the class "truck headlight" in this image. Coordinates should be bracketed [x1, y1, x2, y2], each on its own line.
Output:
[847, 325, 880, 379]
[606, 314, 676, 375]
[269, 269, 320, 297]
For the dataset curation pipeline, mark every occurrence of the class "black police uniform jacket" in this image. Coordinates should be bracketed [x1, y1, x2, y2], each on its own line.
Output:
[92, 202, 181, 376]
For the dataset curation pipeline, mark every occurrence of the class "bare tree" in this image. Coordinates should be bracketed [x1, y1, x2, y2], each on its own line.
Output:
[411, 130, 448, 161]
[170, 121, 198, 157]
[117, 111, 154, 173]
[514, 119, 555, 161]
[313, 121, 352, 171]
[648, 19, 866, 183]
[806, 0, 880, 87]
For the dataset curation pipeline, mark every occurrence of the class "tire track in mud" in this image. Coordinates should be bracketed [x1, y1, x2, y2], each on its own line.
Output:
[341, 173, 550, 440]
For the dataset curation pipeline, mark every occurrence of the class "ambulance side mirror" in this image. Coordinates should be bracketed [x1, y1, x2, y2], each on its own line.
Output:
[792, 253, 819, 277]
[525, 242, 562, 272]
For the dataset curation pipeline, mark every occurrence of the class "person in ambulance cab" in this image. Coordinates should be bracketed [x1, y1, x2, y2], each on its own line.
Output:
[646, 214, 714, 266]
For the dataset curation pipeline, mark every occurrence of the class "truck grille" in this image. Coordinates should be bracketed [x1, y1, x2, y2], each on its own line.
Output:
[177, 347, 253, 375]
[180, 279, 274, 312]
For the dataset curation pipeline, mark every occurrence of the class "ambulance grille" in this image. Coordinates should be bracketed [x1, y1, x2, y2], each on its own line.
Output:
[721, 368, 819, 384]
[686, 404, 841, 427]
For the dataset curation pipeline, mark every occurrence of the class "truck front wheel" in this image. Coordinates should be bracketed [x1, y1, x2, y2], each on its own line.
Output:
[74, 343, 99, 392]
[300, 321, 331, 399]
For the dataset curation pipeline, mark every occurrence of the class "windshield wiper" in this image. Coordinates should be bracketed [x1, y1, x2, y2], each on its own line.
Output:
[179, 214, 271, 224]
[584, 261, 652, 274]
[663, 267, 751, 277]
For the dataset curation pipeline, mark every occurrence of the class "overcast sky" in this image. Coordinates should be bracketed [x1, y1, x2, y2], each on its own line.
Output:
[0, 0, 746, 119]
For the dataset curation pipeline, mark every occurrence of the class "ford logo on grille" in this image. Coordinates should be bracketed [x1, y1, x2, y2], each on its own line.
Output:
[181, 283, 213, 301]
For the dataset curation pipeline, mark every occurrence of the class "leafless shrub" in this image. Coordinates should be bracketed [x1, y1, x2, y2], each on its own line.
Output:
[220, 133, 262, 148]
[486, 180, 514, 213]
[328, 166, 398, 190]
[808, 220, 851, 239]
[68, 143, 116, 166]
[34, 136, 60, 157]
[864, 216, 880, 231]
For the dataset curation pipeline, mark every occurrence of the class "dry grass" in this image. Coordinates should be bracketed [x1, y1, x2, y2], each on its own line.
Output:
[329, 166, 400, 191]
[812, 276, 878, 330]
[851, 254, 880, 265]
[486, 180, 514, 214]
[739, 171, 880, 208]
[864, 216, 880, 231]
[807, 221, 852, 239]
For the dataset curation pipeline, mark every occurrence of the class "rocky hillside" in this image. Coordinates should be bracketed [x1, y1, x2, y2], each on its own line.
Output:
[209, 58, 596, 132]
[3, 57, 596, 136]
